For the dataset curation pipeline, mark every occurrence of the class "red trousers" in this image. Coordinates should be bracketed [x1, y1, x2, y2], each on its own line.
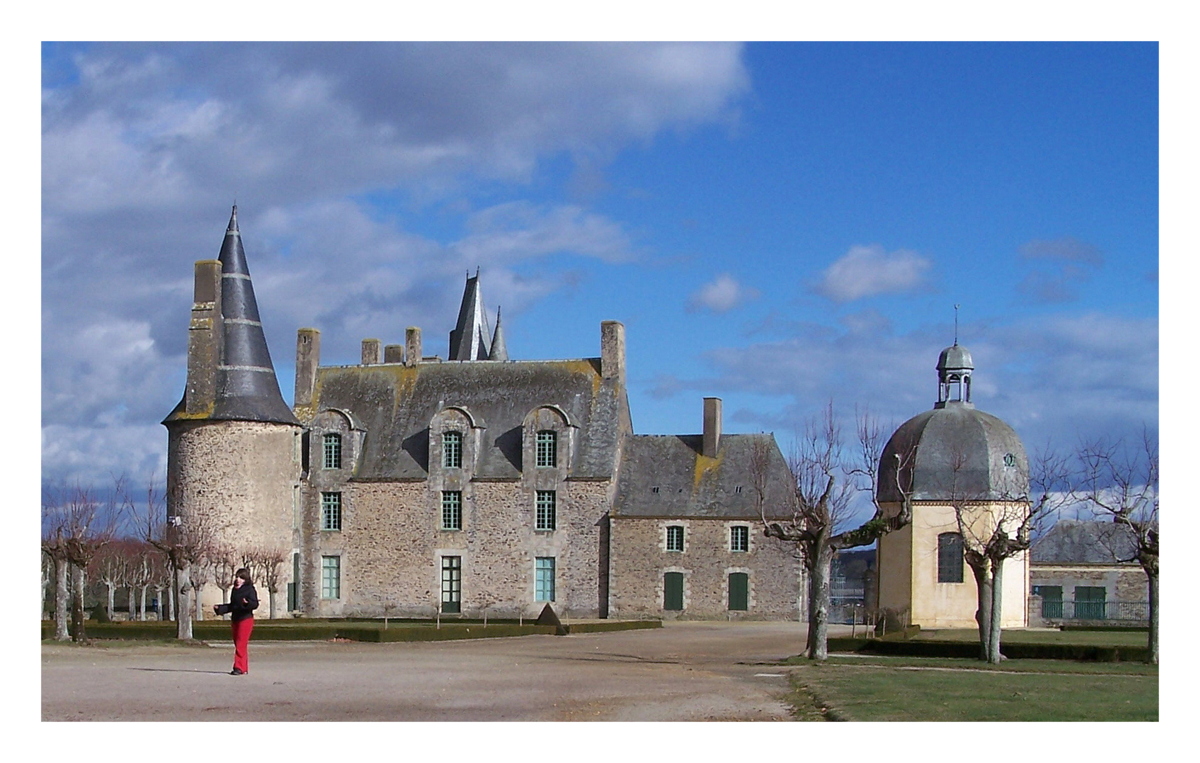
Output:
[231, 617, 254, 673]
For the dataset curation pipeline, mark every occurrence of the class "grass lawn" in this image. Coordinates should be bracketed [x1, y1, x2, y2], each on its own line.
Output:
[786, 655, 1158, 721]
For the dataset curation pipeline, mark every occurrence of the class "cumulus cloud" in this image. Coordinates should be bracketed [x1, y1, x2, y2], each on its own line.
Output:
[812, 244, 932, 303]
[686, 273, 759, 314]
[41, 43, 751, 490]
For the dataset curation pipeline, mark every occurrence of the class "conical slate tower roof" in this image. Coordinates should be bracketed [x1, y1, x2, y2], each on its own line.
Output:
[488, 306, 508, 361]
[448, 270, 492, 361]
[165, 207, 298, 426]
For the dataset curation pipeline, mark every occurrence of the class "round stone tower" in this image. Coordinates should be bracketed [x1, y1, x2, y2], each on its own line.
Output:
[875, 342, 1030, 629]
[163, 207, 301, 620]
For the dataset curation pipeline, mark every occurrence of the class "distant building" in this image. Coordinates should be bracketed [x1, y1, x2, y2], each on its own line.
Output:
[165, 208, 803, 621]
[1029, 519, 1146, 625]
[875, 342, 1031, 629]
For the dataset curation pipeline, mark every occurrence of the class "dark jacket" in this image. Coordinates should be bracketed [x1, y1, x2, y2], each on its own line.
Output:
[217, 582, 259, 622]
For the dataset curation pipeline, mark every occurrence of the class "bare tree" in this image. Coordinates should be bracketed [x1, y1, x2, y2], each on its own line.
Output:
[1075, 431, 1158, 664]
[948, 445, 1071, 664]
[42, 482, 121, 642]
[761, 404, 915, 661]
[132, 480, 217, 640]
[41, 511, 72, 641]
[244, 545, 287, 619]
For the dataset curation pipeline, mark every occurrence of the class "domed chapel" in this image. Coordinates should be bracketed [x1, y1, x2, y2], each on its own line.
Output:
[874, 342, 1031, 629]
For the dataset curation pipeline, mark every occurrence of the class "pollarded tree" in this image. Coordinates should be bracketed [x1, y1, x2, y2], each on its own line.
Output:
[761, 404, 916, 661]
[133, 480, 218, 640]
[1075, 431, 1158, 664]
[43, 482, 120, 642]
[948, 446, 1071, 664]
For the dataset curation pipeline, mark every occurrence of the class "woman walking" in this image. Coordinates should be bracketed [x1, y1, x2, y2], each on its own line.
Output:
[215, 568, 259, 675]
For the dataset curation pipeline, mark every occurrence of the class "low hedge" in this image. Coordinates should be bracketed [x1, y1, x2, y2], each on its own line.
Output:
[827, 636, 1151, 662]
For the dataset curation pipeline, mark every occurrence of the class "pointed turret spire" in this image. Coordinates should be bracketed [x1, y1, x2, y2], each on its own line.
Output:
[488, 306, 508, 361]
[165, 206, 298, 425]
[448, 270, 492, 360]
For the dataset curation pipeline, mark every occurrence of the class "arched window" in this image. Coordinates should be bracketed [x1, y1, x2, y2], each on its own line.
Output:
[937, 532, 964, 583]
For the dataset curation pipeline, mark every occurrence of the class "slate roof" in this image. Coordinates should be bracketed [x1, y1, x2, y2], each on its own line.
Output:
[1031, 519, 1138, 565]
[165, 207, 298, 427]
[877, 403, 1028, 503]
[612, 433, 796, 519]
[309, 358, 630, 480]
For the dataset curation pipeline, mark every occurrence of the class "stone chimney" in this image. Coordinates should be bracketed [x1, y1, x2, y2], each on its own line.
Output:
[600, 321, 625, 386]
[295, 328, 320, 410]
[702, 397, 722, 459]
[405, 327, 422, 368]
[185, 260, 222, 415]
[361, 339, 382, 365]
[384, 344, 405, 364]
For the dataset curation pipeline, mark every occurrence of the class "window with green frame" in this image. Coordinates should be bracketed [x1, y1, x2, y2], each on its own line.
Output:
[535, 490, 556, 531]
[536, 430, 557, 467]
[321, 492, 342, 531]
[535, 557, 556, 602]
[320, 555, 340, 599]
[730, 525, 750, 552]
[441, 491, 462, 531]
[441, 556, 461, 614]
[666, 525, 684, 552]
[443, 431, 463, 469]
[323, 433, 342, 469]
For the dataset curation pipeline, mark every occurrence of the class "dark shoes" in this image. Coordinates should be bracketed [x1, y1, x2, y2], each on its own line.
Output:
[230, 669, 246, 675]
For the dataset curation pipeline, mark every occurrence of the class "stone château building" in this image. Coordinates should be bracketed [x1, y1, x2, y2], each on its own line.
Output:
[165, 208, 802, 621]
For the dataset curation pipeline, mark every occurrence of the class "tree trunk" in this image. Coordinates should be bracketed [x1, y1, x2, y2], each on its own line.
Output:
[140, 585, 148, 621]
[269, 587, 278, 620]
[168, 572, 176, 621]
[71, 563, 88, 643]
[986, 561, 1004, 665]
[807, 544, 834, 661]
[971, 561, 992, 662]
[1146, 569, 1158, 665]
[176, 565, 194, 640]
[194, 582, 204, 621]
[54, 557, 70, 641]
[106, 582, 115, 620]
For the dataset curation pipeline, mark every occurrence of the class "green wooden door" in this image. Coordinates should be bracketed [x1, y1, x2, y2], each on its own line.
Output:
[728, 572, 748, 611]
[663, 572, 684, 611]
[1074, 586, 1106, 620]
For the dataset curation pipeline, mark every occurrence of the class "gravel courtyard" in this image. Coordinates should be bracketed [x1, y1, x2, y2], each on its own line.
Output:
[42, 620, 812, 721]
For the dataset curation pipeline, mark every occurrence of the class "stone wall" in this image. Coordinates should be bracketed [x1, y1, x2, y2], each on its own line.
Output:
[167, 420, 301, 618]
[302, 478, 611, 619]
[607, 517, 801, 619]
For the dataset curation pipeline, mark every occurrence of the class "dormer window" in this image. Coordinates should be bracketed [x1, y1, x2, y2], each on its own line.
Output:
[443, 431, 463, 469]
[323, 433, 342, 470]
[536, 430, 557, 467]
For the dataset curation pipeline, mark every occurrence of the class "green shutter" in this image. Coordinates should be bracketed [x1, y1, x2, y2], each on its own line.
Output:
[664, 572, 684, 611]
[728, 572, 748, 611]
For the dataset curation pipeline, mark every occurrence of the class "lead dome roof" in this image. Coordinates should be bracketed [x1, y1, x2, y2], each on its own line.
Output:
[877, 344, 1027, 503]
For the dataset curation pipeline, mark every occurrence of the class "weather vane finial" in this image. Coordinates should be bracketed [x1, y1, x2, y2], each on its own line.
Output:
[953, 304, 961, 345]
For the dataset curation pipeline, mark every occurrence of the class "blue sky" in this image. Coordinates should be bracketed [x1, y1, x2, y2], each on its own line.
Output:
[38, 41, 1158, 506]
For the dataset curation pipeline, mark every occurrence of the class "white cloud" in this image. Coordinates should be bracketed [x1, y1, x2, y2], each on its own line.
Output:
[686, 274, 759, 314]
[656, 312, 1157, 456]
[41, 43, 750, 490]
[813, 244, 932, 303]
